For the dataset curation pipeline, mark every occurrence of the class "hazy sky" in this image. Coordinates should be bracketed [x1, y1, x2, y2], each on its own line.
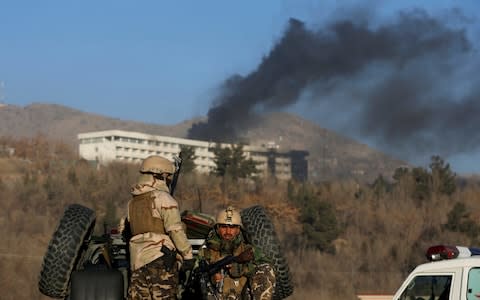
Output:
[1, 1, 480, 174]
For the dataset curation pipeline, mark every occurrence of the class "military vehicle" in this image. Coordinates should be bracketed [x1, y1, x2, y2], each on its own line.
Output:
[38, 203, 293, 300]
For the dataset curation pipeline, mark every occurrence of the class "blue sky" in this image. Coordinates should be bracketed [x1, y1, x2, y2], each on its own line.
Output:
[1, 0, 480, 174]
[1, 1, 299, 121]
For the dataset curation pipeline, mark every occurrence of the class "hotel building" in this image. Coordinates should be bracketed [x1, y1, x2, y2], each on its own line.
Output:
[78, 130, 308, 181]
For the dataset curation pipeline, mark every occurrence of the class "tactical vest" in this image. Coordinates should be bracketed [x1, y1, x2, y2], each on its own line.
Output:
[205, 242, 252, 297]
[129, 191, 166, 235]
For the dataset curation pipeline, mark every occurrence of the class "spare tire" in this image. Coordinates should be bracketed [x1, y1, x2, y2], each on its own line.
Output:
[241, 205, 293, 300]
[38, 204, 96, 298]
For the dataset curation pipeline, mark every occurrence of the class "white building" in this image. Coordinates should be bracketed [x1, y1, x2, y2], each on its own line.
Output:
[78, 130, 306, 180]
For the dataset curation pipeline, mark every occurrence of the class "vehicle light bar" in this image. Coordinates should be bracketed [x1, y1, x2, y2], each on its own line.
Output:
[426, 245, 480, 261]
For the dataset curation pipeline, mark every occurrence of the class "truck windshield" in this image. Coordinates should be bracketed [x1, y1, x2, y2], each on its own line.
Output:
[399, 275, 451, 300]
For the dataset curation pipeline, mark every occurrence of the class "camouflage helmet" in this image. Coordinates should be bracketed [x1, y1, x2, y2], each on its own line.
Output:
[140, 155, 175, 174]
[216, 206, 243, 227]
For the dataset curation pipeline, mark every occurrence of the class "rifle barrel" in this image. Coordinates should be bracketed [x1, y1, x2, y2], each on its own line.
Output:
[203, 255, 237, 276]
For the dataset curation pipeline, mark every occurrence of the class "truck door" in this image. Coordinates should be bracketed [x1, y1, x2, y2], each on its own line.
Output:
[467, 268, 480, 300]
[397, 275, 452, 300]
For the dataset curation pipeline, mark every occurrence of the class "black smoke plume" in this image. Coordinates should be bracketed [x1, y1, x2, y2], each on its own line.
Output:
[188, 8, 479, 162]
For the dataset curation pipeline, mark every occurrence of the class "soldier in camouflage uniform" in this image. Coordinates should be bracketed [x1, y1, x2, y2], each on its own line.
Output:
[198, 206, 276, 300]
[127, 155, 194, 300]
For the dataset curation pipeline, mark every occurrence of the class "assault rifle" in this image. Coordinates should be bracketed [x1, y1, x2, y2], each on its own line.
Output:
[181, 247, 254, 300]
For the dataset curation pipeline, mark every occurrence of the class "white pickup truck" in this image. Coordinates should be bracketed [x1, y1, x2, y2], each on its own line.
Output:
[392, 245, 480, 300]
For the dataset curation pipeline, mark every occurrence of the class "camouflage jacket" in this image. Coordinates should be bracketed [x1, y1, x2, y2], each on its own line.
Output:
[198, 229, 271, 289]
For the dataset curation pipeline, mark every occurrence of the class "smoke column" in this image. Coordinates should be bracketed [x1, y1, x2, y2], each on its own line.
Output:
[188, 8, 479, 163]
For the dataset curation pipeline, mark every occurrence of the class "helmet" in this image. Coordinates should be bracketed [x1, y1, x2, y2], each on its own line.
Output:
[216, 206, 243, 227]
[140, 155, 175, 174]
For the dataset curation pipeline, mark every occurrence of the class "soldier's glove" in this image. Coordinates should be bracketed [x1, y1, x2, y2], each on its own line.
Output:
[228, 262, 245, 278]
[161, 245, 177, 272]
[235, 247, 254, 264]
[181, 258, 196, 272]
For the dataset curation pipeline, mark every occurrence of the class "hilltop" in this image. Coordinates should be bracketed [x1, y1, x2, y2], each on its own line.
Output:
[0, 102, 406, 182]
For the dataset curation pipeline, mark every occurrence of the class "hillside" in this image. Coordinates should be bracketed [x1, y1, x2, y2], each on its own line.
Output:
[241, 112, 406, 181]
[0, 103, 195, 144]
[0, 102, 406, 182]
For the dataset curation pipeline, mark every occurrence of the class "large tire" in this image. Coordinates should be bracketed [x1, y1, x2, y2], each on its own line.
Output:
[241, 205, 293, 300]
[38, 204, 96, 298]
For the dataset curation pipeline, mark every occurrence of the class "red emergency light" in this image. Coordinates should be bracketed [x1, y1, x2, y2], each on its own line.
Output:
[426, 245, 459, 261]
[426, 245, 480, 261]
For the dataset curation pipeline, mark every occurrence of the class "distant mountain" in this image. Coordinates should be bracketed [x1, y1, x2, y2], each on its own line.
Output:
[0, 103, 407, 182]
[0, 103, 196, 142]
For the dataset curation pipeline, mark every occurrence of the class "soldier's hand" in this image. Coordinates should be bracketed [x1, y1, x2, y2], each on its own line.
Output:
[161, 245, 177, 272]
[212, 272, 223, 283]
[181, 258, 195, 272]
[236, 247, 254, 263]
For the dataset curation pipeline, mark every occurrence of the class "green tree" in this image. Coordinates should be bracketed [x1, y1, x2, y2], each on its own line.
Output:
[179, 145, 197, 174]
[371, 174, 391, 198]
[302, 200, 340, 253]
[444, 202, 479, 239]
[211, 144, 258, 179]
[392, 156, 456, 203]
[411, 167, 431, 201]
[393, 167, 409, 182]
[429, 155, 456, 196]
[287, 183, 340, 253]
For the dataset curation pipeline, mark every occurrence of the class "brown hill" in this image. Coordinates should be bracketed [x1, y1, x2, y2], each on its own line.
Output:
[0, 103, 196, 143]
[242, 112, 407, 181]
[0, 102, 406, 182]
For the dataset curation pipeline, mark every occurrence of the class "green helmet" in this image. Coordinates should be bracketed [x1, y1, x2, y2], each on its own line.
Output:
[140, 155, 175, 174]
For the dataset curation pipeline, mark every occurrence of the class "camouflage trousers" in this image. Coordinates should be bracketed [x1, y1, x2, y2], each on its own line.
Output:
[250, 263, 276, 300]
[220, 263, 276, 300]
[128, 257, 179, 300]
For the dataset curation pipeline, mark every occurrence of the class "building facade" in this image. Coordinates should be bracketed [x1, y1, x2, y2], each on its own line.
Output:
[78, 130, 308, 181]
